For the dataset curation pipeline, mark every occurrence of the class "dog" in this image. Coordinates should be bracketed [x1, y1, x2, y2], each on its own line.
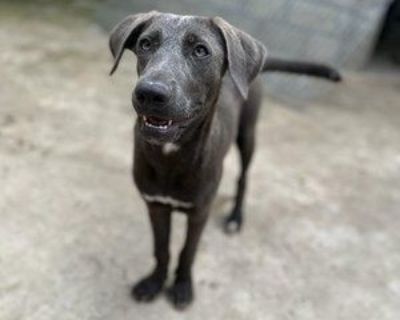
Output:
[109, 11, 341, 309]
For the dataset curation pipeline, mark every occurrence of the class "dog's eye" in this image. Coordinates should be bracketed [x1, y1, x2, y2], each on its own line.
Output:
[138, 38, 152, 51]
[193, 44, 209, 58]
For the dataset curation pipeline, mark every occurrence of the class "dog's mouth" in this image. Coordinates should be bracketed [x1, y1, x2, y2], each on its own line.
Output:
[138, 114, 191, 135]
[142, 115, 174, 130]
[136, 107, 202, 144]
[138, 114, 190, 144]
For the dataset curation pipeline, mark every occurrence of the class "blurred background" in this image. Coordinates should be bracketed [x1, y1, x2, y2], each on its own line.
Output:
[0, 1, 399, 320]
[99, 0, 400, 100]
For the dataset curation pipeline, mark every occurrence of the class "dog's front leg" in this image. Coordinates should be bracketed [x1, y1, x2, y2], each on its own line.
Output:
[132, 202, 172, 302]
[167, 209, 209, 309]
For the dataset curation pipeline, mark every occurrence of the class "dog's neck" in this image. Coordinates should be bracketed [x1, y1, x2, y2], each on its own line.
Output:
[162, 142, 180, 155]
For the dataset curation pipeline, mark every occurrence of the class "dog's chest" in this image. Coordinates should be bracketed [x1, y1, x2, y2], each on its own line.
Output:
[134, 145, 206, 208]
[142, 193, 194, 209]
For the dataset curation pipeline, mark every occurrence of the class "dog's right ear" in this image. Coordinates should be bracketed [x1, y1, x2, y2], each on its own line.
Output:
[109, 11, 159, 75]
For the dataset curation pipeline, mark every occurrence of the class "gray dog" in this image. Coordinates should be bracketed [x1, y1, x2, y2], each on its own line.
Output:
[109, 11, 341, 309]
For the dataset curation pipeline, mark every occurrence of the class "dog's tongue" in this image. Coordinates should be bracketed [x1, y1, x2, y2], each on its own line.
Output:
[147, 116, 169, 126]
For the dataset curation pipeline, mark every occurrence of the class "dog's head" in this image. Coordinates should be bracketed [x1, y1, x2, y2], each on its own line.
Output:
[109, 12, 267, 145]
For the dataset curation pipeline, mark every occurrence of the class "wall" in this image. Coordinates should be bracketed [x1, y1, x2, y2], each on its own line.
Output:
[97, 0, 392, 100]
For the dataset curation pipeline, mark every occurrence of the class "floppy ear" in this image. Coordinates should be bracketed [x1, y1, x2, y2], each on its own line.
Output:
[109, 11, 159, 75]
[212, 17, 268, 99]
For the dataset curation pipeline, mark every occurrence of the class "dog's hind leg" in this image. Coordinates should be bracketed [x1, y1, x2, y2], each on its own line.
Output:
[223, 122, 256, 233]
[224, 80, 263, 234]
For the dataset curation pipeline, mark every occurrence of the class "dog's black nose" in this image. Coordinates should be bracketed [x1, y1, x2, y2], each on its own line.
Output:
[134, 81, 170, 107]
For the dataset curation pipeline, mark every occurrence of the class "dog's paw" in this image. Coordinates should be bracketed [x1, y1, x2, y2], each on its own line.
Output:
[166, 279, 193, 310]
[132, 274, 165, 302]
[223, 213, 242, 234]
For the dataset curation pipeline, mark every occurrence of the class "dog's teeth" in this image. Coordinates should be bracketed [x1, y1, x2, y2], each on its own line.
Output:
[142, 116, 172, 130]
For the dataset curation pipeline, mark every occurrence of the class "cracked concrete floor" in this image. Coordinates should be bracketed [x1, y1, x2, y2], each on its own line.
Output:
[1, 3, 400, 320]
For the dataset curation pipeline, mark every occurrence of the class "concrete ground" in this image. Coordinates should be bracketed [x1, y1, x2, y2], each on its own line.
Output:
[1, 3, 400, 320]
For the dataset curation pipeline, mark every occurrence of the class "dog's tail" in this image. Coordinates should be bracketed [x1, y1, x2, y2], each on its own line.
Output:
[262, 57, 342, 82]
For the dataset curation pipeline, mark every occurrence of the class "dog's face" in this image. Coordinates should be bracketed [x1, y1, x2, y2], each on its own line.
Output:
[131, 14, 225, 144]
[109, 12, 268, 145]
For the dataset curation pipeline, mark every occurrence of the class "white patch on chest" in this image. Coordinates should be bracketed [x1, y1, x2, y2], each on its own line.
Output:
[142, 193, 194, 209]
[162, 143, 180, 155]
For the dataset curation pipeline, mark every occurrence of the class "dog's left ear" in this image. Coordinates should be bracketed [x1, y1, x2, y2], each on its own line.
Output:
[212, 17, 268, 99]
[109, 11, 159, 75]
